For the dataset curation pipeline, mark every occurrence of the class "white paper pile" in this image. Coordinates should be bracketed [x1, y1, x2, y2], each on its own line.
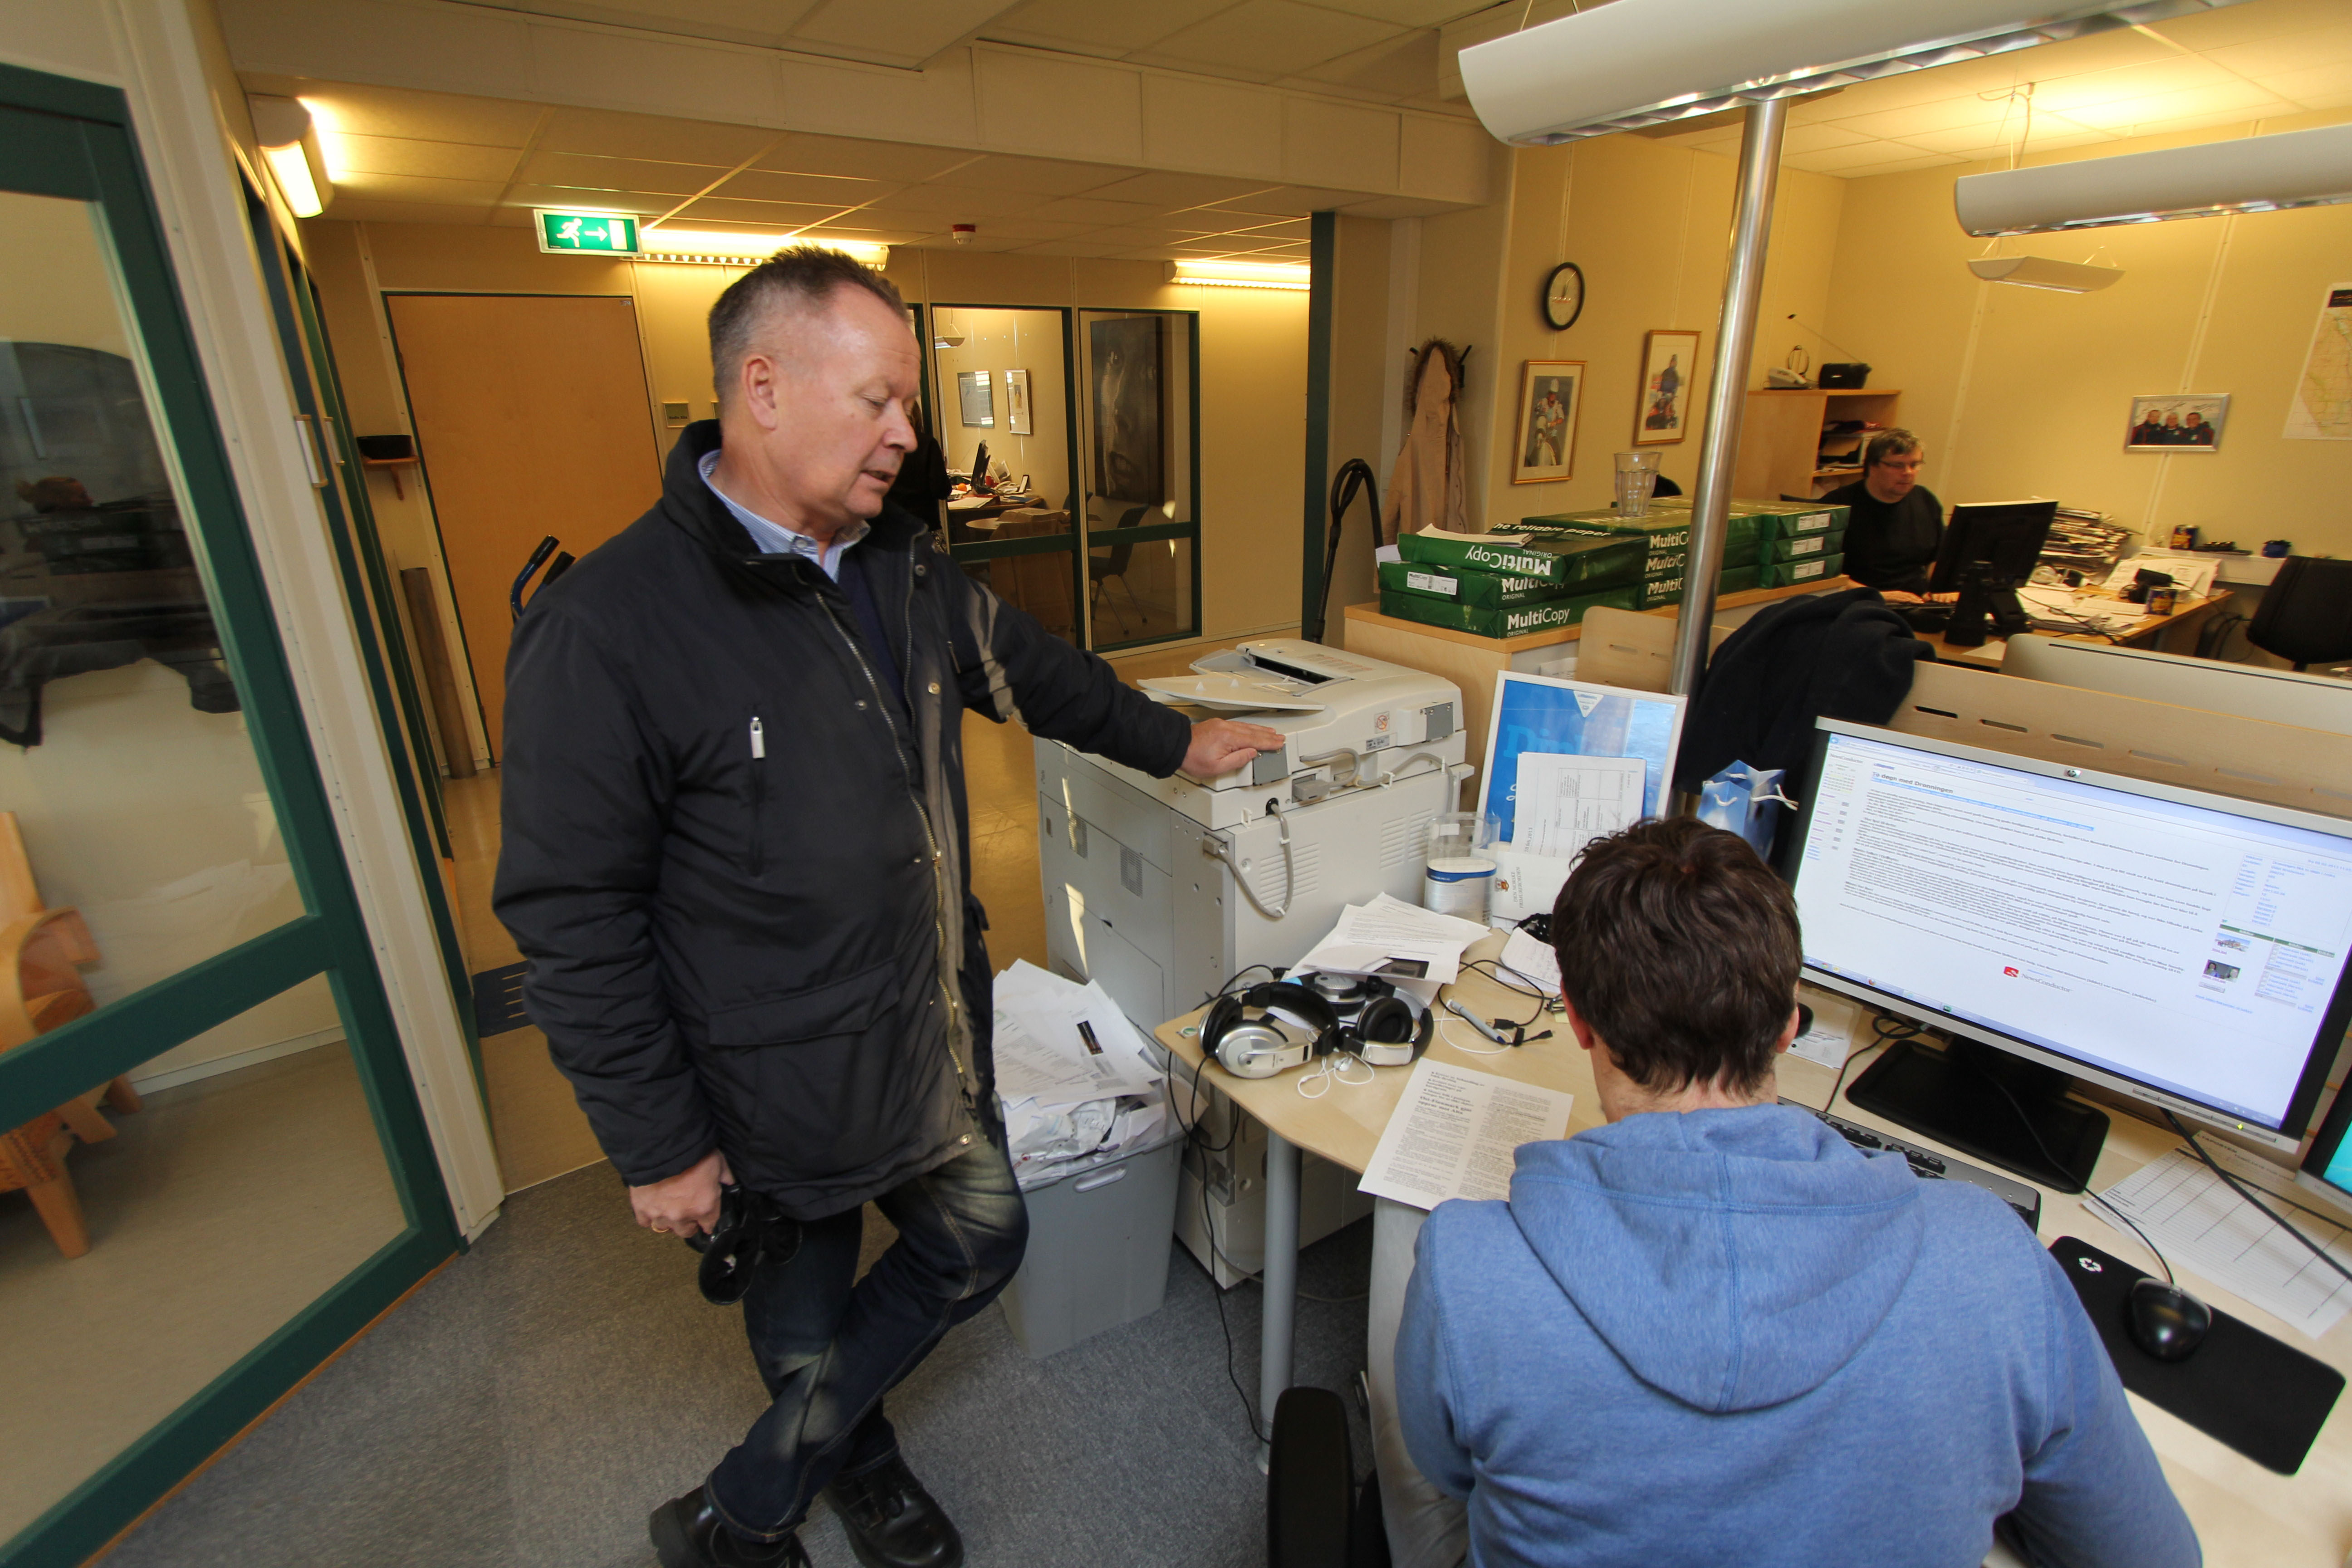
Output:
[1289, 893, 1492, 1007]
[992, 961, 1168, 1190]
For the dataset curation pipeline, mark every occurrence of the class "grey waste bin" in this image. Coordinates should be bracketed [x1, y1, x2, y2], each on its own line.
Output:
[998, 1132, 1183, 1360]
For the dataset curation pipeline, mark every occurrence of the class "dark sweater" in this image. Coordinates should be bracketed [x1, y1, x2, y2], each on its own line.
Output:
[1824, 480, 1943, 594]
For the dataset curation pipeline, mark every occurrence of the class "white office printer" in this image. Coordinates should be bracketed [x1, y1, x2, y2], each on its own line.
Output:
[1033, 639, 1469, 1284]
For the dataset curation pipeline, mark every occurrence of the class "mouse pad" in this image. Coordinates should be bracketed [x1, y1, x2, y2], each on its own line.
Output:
[2049, 1236, 2343, 1475]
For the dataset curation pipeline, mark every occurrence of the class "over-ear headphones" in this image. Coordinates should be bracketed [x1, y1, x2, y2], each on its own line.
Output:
[1353, 984, 1434, 1068]
[1201, 981, 1342, 1078]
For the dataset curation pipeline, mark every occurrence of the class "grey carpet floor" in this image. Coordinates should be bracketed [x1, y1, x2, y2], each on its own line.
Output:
[104, 1162, 1374, 1568]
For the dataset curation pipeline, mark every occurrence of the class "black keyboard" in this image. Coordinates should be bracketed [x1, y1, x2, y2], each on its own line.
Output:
[1786, 1102, 2043, 1232]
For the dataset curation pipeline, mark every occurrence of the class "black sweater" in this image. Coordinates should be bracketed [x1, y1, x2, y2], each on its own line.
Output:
[1824, 481, 1944, 594]
[494, 422, 1190, 1216]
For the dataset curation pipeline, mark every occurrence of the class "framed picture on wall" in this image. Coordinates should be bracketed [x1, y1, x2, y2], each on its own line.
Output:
[1089, 315, 1166, 503]
[956, 369, 994, 428]
[2126, 392, 2229, 451]
[1634, 330, 1699, 446]
[1004, 368, 1033, 436]
[1512, 359, 1584, 485]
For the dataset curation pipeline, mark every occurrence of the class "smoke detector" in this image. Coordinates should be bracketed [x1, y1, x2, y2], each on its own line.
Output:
[952, 223, 976, 245]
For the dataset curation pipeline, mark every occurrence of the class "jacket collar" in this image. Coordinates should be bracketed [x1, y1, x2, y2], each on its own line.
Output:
[663, 420, 930, 583]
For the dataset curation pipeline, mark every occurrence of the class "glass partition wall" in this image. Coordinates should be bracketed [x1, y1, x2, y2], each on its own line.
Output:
[0, 68, 458, 1567]
[928, 305, 1200, 653]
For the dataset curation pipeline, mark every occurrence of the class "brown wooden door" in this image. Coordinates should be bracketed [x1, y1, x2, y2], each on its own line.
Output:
[387, 294, 662, 756]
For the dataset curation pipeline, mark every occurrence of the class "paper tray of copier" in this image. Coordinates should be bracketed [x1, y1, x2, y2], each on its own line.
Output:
[1172, 639, 1466, 794]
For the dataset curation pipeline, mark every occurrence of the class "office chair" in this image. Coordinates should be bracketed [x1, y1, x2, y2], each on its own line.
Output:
[1266, 1387, 1391, 1568]
[2247, 556, 2352, 671]
[1088, 505, 1149, 638]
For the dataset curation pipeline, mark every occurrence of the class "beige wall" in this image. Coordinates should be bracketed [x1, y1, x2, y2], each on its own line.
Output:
[1823, 109, 2352, 557]
[1459, 134, 1845, 529]
[929, 307, 1071, 508]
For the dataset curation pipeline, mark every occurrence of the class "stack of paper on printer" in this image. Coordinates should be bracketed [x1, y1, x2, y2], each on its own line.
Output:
[991, 960, 1167, 1190]
[1289, 893, 1491, 1006]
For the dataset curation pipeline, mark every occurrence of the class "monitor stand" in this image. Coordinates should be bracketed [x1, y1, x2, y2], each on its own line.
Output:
[1940, 566, 2033, 647]
[1843, 1036, 2107, 1191]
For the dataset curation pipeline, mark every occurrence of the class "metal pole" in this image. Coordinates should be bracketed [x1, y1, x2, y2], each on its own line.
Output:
[1258, 1128, 1301, 1468]
[1669, 96, 1788, 700]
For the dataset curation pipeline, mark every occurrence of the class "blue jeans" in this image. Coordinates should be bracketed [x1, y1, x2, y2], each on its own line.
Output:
[706, 1142, 1029, 1541]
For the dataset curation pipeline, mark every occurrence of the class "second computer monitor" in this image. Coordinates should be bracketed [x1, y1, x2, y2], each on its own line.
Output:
[1929, 499, 2058, 593]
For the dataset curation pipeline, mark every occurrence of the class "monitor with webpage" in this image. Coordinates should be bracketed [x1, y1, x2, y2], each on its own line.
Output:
[1780, 720, 2352, 1188]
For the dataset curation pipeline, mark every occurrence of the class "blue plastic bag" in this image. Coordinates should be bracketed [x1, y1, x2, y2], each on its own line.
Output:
[1695, 761, 1797, 858]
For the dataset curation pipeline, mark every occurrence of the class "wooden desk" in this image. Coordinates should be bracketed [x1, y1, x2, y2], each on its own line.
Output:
[1343, 578, 1856, 763]
[1156, 950, 2350, 1563]
[1920, 590, 2232, 671]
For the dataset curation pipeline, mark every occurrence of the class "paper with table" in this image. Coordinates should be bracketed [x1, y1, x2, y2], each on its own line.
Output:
[1289, 893, 1490, 1005]
[1512, 752, 1646, 859]
[1358, 1058, 1575, 1210]
[990, 961, 1167, 1189]
[2095, 1143, 2352, 1339]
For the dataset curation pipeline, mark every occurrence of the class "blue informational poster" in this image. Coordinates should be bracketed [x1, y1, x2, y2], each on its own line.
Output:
[1479, 673, 1686, 847]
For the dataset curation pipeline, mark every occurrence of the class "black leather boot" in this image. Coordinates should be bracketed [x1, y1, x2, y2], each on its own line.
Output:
[650, 1486, 810, 1568]
[824, 1453, 965, 1568]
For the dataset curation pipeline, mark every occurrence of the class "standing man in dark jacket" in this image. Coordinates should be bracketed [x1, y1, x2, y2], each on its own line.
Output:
[494, 248, 1277, 1568]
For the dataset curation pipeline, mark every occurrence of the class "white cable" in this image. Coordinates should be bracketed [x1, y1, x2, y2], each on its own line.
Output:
[1438, 1016, 1509, 1055]
[1201, 805, 1294, 921]
[1295, 1050, 1377, 1098]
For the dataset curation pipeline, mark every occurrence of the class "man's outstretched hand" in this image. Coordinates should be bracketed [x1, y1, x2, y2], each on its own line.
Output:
[1182, 717, 1285, 780]
[630, 1147, 731, 1240]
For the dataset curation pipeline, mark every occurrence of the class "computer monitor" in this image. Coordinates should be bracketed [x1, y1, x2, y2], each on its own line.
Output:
[968, 440, 991, 490]
[1928, 500, 2058, 645]
[1782, 720, 2352, 1187]
[2001, 635, 2352, 736]
[2298, 1078, 2352, 1216]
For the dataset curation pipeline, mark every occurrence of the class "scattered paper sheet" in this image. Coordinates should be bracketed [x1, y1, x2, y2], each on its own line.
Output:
[1358, 1058, 1575, 1211]
[1514, 752, 1646, 860]
[991, 962, 1160, 1109]
[1292, 893, 1489, 990]
[1498, 927, 1561, 999]
[2095, 1145, 2352, 1340]
[1789, 985, 1861, 1070]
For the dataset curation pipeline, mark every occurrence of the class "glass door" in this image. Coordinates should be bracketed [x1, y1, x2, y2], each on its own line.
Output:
[1076, 309, 1201, 651]
[929, 304, 1083, 646]
[0, 71, 457, 1567]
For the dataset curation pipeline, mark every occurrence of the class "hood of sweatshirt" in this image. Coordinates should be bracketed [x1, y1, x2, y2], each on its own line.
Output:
[1508, 1104, 1923, 1414]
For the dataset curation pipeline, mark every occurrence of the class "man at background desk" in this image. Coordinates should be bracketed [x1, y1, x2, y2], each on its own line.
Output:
[1394, 818, 2195, 1568]
[1822, 427, 1948, 603]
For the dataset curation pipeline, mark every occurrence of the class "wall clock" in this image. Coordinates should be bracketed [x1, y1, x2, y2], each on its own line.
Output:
[1543, 261, 1585, 331]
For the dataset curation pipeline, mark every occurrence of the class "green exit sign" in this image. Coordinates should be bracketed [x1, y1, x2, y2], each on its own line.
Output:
[534, 211, 641, 255]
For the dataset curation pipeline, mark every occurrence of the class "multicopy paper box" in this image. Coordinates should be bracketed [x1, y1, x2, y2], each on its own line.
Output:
[1638, 564, 1762, 610]
[1759, 553, 1845, 588]
[1758, 528, 1847, 564]
[1395, 528, 1645, 590]
[1378, 584, 1639, 638]
[1521, 509, 1764, 574]
[1377, 559, 1610, 610]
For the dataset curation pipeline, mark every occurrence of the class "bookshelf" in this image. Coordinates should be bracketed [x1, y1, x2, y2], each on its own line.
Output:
[1734, 387, 1902, 500]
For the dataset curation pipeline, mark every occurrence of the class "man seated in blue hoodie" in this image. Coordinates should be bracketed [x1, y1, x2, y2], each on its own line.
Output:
[1394, 818, 2198, 1568]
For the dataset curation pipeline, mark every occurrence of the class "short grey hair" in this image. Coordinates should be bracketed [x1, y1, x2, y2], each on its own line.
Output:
[707, 245, 905, 406]
[1862, 427, 1921, 470]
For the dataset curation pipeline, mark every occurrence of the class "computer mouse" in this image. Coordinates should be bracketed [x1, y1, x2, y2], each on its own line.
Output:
[2127, 1278, 2212, 1362]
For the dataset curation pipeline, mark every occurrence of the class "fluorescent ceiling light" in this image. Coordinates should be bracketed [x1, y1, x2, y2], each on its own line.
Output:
[247, 94, 329, 219]
[1955, 122, 2352, 235]
[1458, 0, 2253, 145]
[1168, 260, 1311, 290]
[640, 230, 889, 267]
[1967, 255, 2124, 291]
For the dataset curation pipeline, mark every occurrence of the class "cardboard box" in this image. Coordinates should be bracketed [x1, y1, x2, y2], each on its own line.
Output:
[1758, 529, 1848, 564]
[1378, 584, 1640, 638]
[1522, 510, 1763, 575]
[1758, 553, 1844, 588]
[1639, 564, 1763, 610]
[1378, 559, 1607, 610]
[1396, 528, 1646, 589]
[1741, 500, 1849, 540]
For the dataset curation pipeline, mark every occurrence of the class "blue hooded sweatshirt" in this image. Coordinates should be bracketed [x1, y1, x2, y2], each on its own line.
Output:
[1396, 1104, 2198, 1568]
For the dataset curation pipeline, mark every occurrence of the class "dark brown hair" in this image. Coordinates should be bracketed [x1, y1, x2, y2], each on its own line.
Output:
[708, 245, 905, 407]
[1549, 817, 1801, 1095]
[1862, 426, 1921, 471]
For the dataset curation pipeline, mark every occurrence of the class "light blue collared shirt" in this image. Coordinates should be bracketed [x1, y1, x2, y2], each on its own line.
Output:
[699, 447, 866, 581]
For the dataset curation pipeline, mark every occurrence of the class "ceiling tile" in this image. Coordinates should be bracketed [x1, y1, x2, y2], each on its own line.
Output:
[2155, 0, 2349, 49]
[863, 183, 1053, 217]
[753, 133, 975, 183]
[952, 154, 1137, 194]
[2200, 25, 2352, 82]
[2029, 56, 2238, 114]
[1291, 29, 1441, 100]
[1024, 195, 1166, 224]
[1148, 0, 1408, 81]
[1196, 184, 1360, 216]
[1337, 193, 1456, 218]
[1216, 216, 1312, 240]
[2057, 79, 2293, 129]
[500, 183, 680, 215]
[1823, 93, 2036, 142]
[328, 133, 522, 183]
[247, 77, 544, 146]
[930, 218, 1096, 242]
[787, 0, 1009, 66]
[1778, 122, 1875, 155]
[1309, 0, 1494, 23]
[665, 197, 870, 225]
[1080, 171, 1284, 211]
[982, 0, 1228, 52]
[515, 151, 726, 196]
[2261, 62, 2352, 108]
[1776, 140, 1928, 175]
[535, 106, 780, 165]
[320, 196, 496, 225]
[470, 0, 822, 50]
[712, 169, 897, 206]
[333, 171, 506, 206]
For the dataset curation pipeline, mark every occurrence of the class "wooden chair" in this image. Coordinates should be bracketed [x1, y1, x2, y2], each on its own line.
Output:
[0, 812, 137, 1257]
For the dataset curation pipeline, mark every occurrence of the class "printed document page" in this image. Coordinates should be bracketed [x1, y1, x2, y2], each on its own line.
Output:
[2097, 1146, 2352, 1338]
[1293, 894, 1490, 990]
[1359, 1058, 1575, 1210]
[1514, 752, 1646, 859]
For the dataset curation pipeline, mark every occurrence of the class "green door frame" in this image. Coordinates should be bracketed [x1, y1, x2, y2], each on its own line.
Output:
[0, 64, 460, 1568]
